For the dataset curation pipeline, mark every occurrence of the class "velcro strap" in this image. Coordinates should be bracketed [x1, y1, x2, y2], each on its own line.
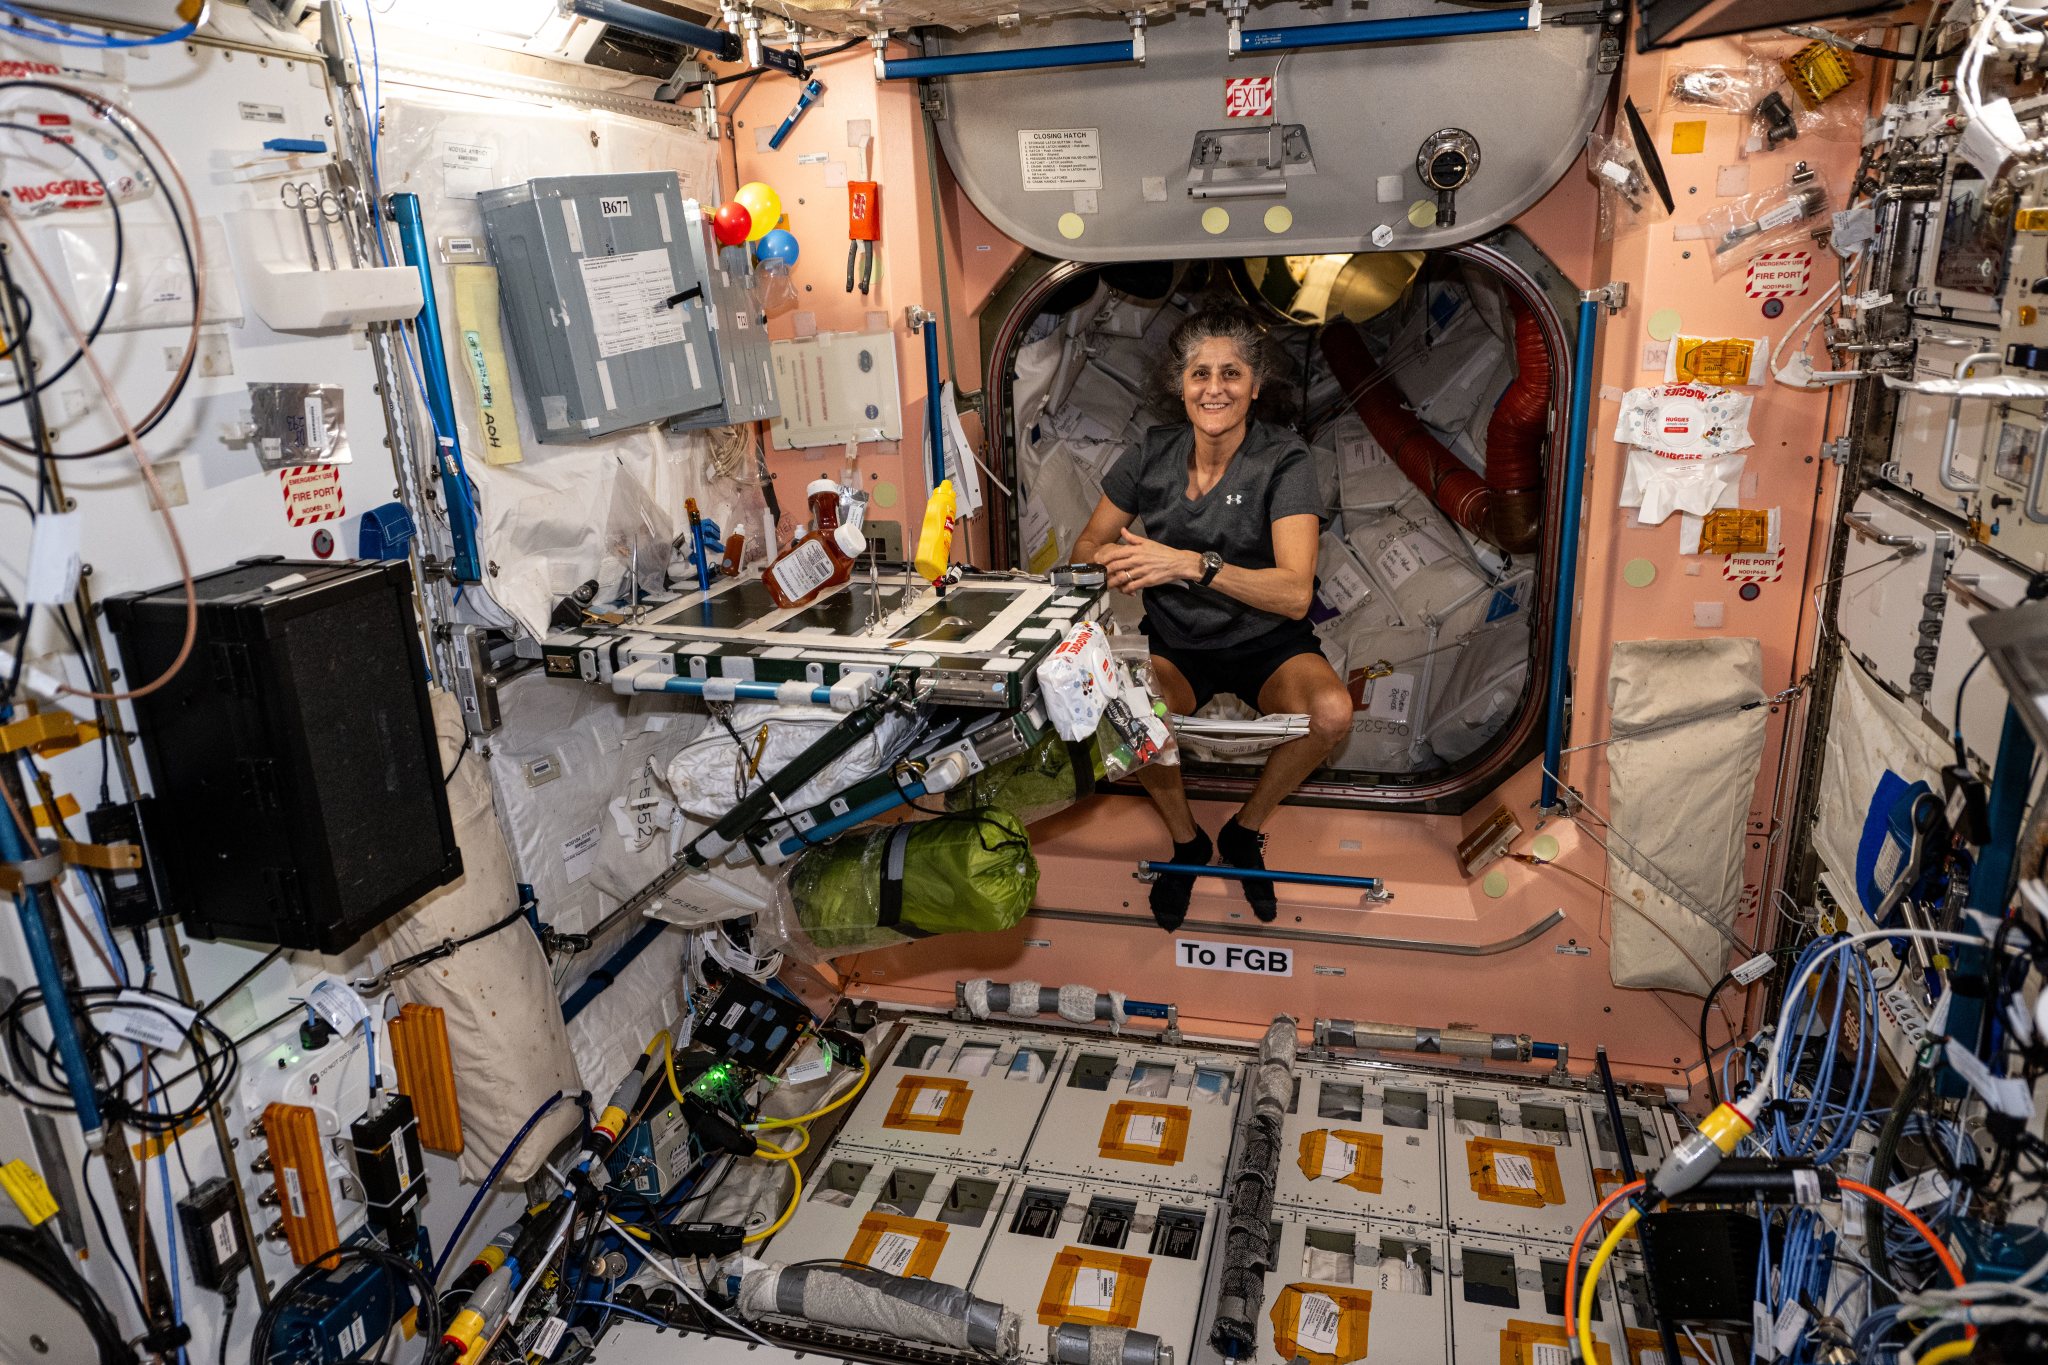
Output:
[7, 850, 63, 886]
[1063, 736, 1097, 802]
[877, 824, 916, 929]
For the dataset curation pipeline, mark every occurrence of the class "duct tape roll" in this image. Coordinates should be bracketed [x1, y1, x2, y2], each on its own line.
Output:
[1048, 1322, 1171, 1365]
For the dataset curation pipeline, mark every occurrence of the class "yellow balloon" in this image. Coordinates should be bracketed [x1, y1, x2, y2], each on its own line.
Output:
[734, 182, 782, 243]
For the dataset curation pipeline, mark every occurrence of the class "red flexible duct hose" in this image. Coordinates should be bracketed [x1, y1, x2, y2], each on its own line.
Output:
[1319, 295, 1551, 554]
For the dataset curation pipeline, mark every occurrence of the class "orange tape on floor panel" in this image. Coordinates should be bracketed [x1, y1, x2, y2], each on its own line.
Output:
[883, 1075, 971, 1134]
[1465, 1137, 1566, 1208]
[1097, 1100, 1190, 1165]
[846, 1211, 950, 1279]
[1593, 1170, 1640, 1240]
[1500, 1318, 1610, 1365]
[1037, 1247, 1150, 1328]
[1297, 1129, 1386, 1194]
[1626, 1326, 1713, 1364]
[1270, 1282, 1374, 1363]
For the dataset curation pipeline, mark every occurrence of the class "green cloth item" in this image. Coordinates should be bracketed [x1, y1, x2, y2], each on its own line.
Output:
[790, 809, 1039, 953]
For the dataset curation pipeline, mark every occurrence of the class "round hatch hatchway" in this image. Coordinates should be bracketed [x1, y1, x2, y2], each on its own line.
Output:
[982, 230, 1579, 813]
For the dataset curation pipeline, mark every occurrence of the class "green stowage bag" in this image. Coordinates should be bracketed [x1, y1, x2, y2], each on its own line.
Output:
[789, 810, 1039, 953]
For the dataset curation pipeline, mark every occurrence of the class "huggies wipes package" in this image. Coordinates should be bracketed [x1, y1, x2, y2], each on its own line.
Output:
[1037, 621, 1171, 766]
[1613, 382, 1755, 524]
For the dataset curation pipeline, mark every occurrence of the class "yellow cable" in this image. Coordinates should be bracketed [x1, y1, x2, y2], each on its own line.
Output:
[742, 1129, 805, 1245]
[663, 1034, 691, 1108]
[1916, 1341, 1974, 1365]
[751, 1055, 872, 1131]
[1577, 1205, 1638, 1364]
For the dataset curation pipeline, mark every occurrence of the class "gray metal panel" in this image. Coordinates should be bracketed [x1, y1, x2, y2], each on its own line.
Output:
[480, 171, 721, 442]
[929, 3, 1614, 262]
[1273, 1065, 1445, 1227]
[1190, 1210, 1451, 1365]
[673, 199, 781, 431]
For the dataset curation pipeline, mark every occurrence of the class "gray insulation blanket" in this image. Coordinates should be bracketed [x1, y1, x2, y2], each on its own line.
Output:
[1049, 1322, 1165, 1365]
[1209, 1016, 1298, 1356]
[739, 1263, 1019, 1356]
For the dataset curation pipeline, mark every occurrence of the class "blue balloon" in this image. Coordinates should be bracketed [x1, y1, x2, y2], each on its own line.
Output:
[755, 228, 800, 266]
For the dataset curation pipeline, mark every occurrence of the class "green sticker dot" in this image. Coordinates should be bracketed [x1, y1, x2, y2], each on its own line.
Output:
[872, 480, 899, 509]
[1057, 212, 1085, 240]
[1482, 869, 1510, 899]
[1647, 307, 1683, 341]
[1532, 834, 1560, 862]
[1407, 200, 1439, 229]
[1623, 558, 1657, 588]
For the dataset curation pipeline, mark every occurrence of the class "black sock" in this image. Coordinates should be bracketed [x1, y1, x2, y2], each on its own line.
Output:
[1148, 827, 1212, 932]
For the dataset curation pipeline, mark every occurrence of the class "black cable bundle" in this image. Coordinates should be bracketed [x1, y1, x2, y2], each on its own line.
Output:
[1208, 1016, 1297, 1357]
[0, 1225, 136, 1363]
[0, 984, 238, 1130]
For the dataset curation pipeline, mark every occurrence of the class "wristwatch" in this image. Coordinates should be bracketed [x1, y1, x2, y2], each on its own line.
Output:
[1197, 551, 1223, 587]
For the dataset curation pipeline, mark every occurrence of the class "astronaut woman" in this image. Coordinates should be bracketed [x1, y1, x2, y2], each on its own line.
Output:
[1072, 306, 1352, 931]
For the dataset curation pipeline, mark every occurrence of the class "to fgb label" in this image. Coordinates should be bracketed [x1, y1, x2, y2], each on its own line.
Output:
[1175, 938, 1293, 977]
[1224, 76, 1275, 119]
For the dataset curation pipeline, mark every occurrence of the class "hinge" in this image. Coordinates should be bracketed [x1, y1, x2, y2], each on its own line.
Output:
[919, 83, 946, 120]
[1822, 435, 1852, 465]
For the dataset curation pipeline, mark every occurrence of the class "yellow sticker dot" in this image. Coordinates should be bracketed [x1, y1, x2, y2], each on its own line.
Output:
[1201, 206, 1230, 235]
[1532, 834, 1560, 862]
[1407, 200, 1439, 229]
[1057, 212, 1085, 241]
[1647, 307, 1683, 341]
[1623, 558, 1658, 588]
[1670, 120, 1707, 155]
[1482, 869, 1510, 899]
[872, 480, 899, 509]
[1263, 204, 1294, 234]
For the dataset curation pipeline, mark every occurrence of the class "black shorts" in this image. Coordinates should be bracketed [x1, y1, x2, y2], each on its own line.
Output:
[1143, 617, 1329, 712]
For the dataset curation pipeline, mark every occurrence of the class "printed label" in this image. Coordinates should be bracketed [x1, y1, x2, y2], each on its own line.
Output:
[278, 465, 345, 527]
[769, 539, 836, 602]
[1374, 530, 1445, 588]
[1175, 938, 1293, 976]
[283, 1167, 306, 1218]
[561, 825, 602, 883]
[1319, 558, 1372, 615]
[439, 139, 496, 169]
[1018, 128, 1103, 191]
[237, 102, 287, 124]
[1125, 1113, 1168, 1148]
[1326, 1136, 1359, 1178]
[209, 1213, 238, 1266]
[1530, 1345, 1568, 1365]
[1296, 1292, 1340, 1353]
[337, 1317, 365, 1357]
[1224, 76, 1275, 120]
[1492, 1153, 1538, 1190]
[869, 1230, 920, 1276]
[912, 1086, 951, 1118]
[578, 248, 685, 360]
[531, 1319, 566, 1358]
[599, 196, 632, 218]
[784, 1057, 832, 1085]
[1745, 251, 1812, 299]
[391, 1129, 411, 1187]
[1071, 1267, 1118, 1310]
[1365, 672, 1414, 723]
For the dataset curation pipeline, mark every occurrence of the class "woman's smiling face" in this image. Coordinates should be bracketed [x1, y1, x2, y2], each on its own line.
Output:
[1181, 336, 1258, 440]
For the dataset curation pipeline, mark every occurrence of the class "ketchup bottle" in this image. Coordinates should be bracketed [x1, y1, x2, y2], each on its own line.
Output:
[763, 478, 863, 609]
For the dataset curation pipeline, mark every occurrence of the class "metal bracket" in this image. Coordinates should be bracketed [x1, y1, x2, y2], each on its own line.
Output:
[905, 305, 935, 333]
[1580, 281, 1627, 314]
[1821, 435, 1853, 466]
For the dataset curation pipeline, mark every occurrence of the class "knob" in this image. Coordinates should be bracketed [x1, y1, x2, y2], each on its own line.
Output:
[1416, 129, 1481, 228]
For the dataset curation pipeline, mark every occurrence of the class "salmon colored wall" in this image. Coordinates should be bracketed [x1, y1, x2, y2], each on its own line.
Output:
[756, 36, 1877, 1090]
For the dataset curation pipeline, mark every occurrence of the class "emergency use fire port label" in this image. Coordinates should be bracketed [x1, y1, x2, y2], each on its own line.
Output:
[1175, 938, 1293, 976]
[1018, 129, 1102, 191]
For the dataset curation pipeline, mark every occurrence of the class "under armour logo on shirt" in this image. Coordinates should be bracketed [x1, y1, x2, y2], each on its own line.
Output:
[1225, 493, 1244, 505]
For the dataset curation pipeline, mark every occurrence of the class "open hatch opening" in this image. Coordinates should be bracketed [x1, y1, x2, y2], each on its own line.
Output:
[981, 234, 1579, 812]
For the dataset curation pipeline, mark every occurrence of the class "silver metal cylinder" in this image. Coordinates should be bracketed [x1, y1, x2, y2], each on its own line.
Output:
[1316, 1017, 1532, 1062]
[1047, 1322, 1171, 1365]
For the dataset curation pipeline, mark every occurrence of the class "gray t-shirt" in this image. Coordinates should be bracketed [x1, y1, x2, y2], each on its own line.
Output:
[1101, 419, 1323, 650]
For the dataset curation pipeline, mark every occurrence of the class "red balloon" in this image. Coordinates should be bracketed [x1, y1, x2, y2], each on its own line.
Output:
[713, 201, 752, 247]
